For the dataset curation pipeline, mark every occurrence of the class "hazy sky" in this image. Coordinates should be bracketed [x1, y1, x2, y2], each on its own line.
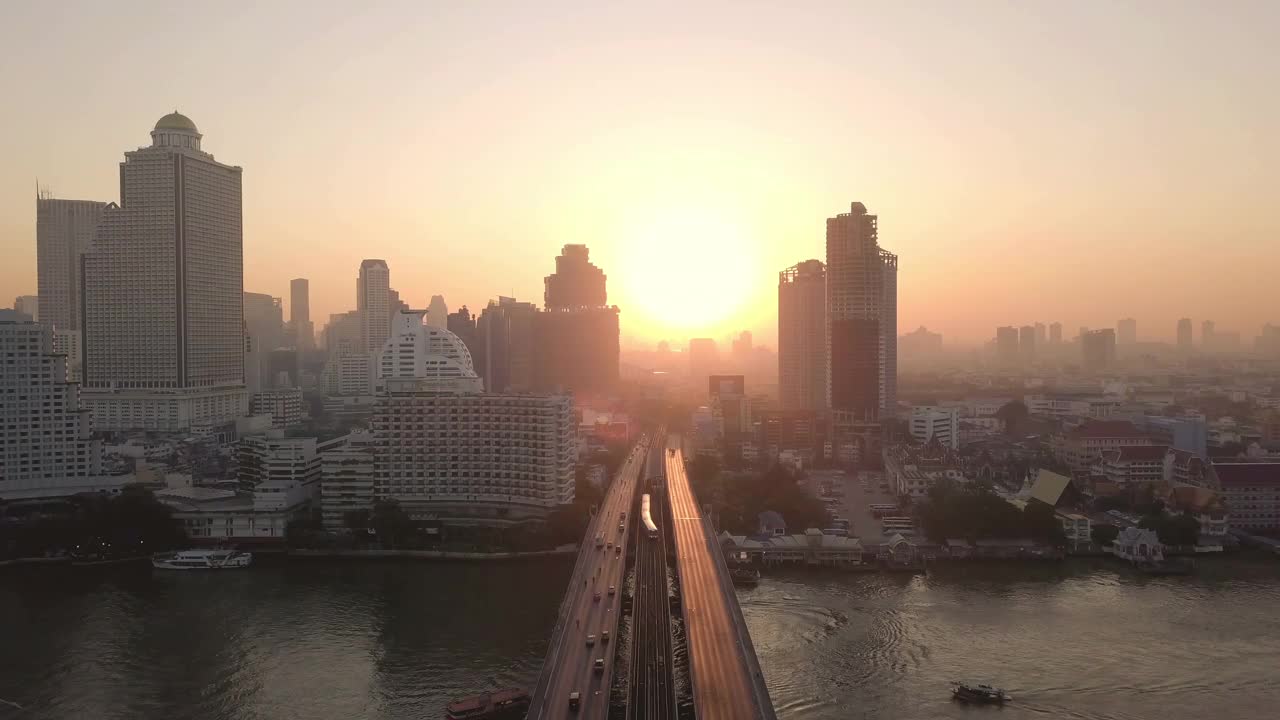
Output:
[2, 1, 1277, 348]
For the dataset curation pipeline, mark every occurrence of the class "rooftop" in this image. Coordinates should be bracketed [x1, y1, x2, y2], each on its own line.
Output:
[1213, 462, 1280, 487]
[1068, 420, 1151, 440]
[154, 111, 198, 133]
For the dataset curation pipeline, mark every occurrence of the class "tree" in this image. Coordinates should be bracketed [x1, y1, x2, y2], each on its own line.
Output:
[343, 509, 371, 532]
[1141, 512, 1199, 547]
[995, 400, 1030, 437]
[370, 500, 415, 547]
[1091, 523, 1120, 546]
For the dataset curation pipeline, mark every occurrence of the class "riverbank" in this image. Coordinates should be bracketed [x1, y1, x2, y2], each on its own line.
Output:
[286, 544, 579, 561]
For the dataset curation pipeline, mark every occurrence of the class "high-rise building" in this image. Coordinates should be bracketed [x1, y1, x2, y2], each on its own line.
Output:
[1049, 322, 1063, 344]
[81, 112, 247, 430]
[250, 388, 304, 429]
[323, 311, 361, 351]
[1, 312, 102, 496]
[1082, 329, 1117, 370]
[447, 305, 479, 357]
[426, 295, 448, 329]
[1177, 318, 1193, 350]
[537, 244, 620, 394]
[37, 195, 106, 332]
[996, 326, 1019, 365]
[1034, 322, 1047, 346]
[1201, 320, 1216, 349]
[358, 259, 391, 354]
[688, 338, 719, 388]
[13, 295, 39, 322]
[732, 331, 753, 359]
[477, 296, 538, 393]
[709, 375, 750, 437]
[777, 260, 827, 413]
[544, 244, 607, 309]
[1118, 317, 1137, 345]
[290, 278, 313, 350]
[899, 326, 943, 362]
[372, 328, 576, 524]
[826, 202, 897, 421]
[535, 307, 620, 393]
[1019, 325, 1036, 364]
[244, 292, 285, 350]
[378, 309, 483, 392]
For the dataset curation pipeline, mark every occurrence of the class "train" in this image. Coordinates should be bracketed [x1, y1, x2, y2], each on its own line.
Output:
[640, 493, 659, 539]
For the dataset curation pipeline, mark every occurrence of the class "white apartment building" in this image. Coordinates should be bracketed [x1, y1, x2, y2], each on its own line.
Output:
[81, 112, 247, 430]
[320, 430, 377, 530]
[909, 407, 960, 449]
[377, 309, 483, 392]
[0, 313, 102, 496]
[236, 433, 338, 513]
[250, 388, 304, 429]
[372, 328, 575, 525]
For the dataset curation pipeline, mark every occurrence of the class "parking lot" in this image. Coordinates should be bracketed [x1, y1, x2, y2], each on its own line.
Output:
[802, 470, 900, 542]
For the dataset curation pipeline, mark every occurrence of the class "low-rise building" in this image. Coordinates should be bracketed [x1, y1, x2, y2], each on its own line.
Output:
[1165, 485, 1229, 549]
[1055, 511, 1092, 548]
[720, 528, 864, 567]
[909, 406, 960, 449]
[1054, 420, 1155, 471]
[1097, 445, 1169, 488]
[1210, 462, 1280, 531]
[1112, 526, 1164, 563]
[883, 444, 965, 498]
[250, 388, 304, 429]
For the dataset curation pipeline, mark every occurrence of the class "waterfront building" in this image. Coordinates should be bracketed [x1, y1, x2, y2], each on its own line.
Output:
[290, 278, 314, 350]
[371, 323, 575, 525]
[1112, 527, 1164, 563]
[1209, 462, 1280, 531]
[778, 260, 826, 412]
[358, 259, 391, 354]
[0, 312, 103, 497]
[81, 112, 247, 431]
[37, 195, 106, 332]
[320, 430, 377, 530]
[826, 202, 897, 421]
[250, 388, 304, 429]
[719, 528, 864, 567]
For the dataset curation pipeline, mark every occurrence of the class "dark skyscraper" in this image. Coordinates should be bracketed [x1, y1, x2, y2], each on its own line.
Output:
[778, 260, 826, 412]
[996, 326, 1019, 365]
[477, 296, 538, 393]
[1082, 329, 1116, 370]
[536, 243, 619, 394]
[290, 278, 313, 350]
[447, 305, 478, 358]
[544, 244, 606, 309]
[826, 202, 897, 422]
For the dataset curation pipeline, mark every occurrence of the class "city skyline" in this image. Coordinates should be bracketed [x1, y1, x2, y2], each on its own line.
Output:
[3, 2, 1278, 345]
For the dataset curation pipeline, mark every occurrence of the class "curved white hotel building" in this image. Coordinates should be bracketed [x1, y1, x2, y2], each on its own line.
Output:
[371, 310, 575, 524]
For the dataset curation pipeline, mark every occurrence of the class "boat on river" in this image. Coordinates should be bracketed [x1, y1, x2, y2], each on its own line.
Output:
[152, 549, 252, 570]
[444, 687, 530, 719]
[731, 568, 761, 586]
[951, 681, 1011, 704]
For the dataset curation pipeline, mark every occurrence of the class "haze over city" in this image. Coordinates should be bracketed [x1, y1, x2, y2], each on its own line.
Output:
[4, 1, 1277, 345]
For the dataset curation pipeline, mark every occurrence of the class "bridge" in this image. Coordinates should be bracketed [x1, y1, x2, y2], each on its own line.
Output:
[528, 432, 775, 719]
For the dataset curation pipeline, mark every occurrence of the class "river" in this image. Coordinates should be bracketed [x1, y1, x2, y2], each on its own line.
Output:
[1, 554, 1278, 719]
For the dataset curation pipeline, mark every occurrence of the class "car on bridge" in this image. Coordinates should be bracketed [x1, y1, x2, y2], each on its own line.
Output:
[568, 691, 580, 711]
[593, 659, 604, 674]
[586, 634, 596, 646]
[608, 585, 616, 596]
[593, 591, 601, 602]
[601, 630, 610, 643]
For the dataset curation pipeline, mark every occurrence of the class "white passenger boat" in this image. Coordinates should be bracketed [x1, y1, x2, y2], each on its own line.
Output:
[152, 549, 253, 570]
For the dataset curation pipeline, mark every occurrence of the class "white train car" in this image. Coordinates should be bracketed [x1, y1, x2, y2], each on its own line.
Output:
[640, 493, 658, 539]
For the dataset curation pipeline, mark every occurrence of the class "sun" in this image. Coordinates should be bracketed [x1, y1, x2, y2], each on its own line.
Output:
[614, 206, 760, 341]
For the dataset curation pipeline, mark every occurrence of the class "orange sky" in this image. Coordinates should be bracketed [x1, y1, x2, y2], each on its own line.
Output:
[2, 2, 1277, 348]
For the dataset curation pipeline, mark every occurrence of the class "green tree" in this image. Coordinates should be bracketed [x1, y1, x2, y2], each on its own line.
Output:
[995, 400, 1030, 437]
[370, 500, 415, 547]
[1091, 523, 1120, 545]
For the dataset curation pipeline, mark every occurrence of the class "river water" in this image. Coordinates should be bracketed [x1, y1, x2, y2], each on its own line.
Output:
[1, 554, 1278, 720]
